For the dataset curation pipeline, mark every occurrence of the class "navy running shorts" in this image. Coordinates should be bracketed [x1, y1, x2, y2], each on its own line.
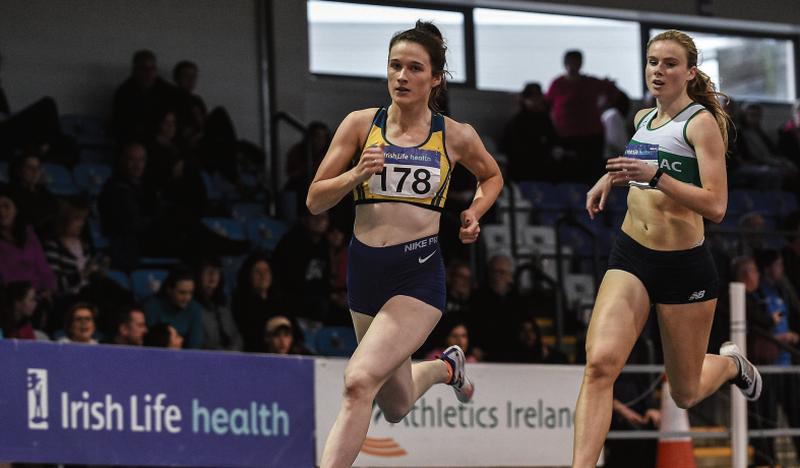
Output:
[347, 234, 446, 316]
[607, 230, 719, 304]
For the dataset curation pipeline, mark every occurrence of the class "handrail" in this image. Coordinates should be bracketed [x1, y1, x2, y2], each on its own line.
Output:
[750, 325, 800, 360]
[269, 111, 310, 212]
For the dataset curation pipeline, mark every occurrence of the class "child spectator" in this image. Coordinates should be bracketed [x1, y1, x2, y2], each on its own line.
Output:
[262, 315, 312, 355]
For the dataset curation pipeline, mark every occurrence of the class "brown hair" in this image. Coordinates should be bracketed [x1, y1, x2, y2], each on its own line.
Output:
[53, 199, 90, 238]
[389, 20, 449, 112]
[648, 30, 732, 151]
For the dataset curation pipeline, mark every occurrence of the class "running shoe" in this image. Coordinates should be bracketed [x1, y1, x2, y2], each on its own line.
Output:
[440, 345, 475, 404]
[720, 341, 763, 401]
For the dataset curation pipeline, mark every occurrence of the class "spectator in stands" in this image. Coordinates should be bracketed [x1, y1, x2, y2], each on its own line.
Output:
[144, 109, 208, 222]
[738, 211, 768, 257]
[326, 225, 350, 326]
[737, 102, 798, 189]
[783, 212, 800, 292]
[751, 250, 800, 465]
[500, 82, 559, 182]
[232, 253, 283, 352]
[144, 109, 183, 195]
[756, 250, 800, 360]
[6, 151, 58, 235]
[778, 99, 800, 167]
[0, 186, 57, 294]
[172, 60, 207, 149]
[505, 316, 567, 364]
[112, 49, 178, 142]
[546, 50, 617, 183]
[143, 265, 204, 349]
[285, 121, 332, 195]
[262, 315, 312, 355]
[424, 316, 478, 362]
[604, 336, 661, 468]
[44, 199, 99, 296]
[444, 260, 473, 316]
[601, 89, 631, 160]
[107, 304, 147, 346]
[270, 209, 331, 322]
[98, 141, 159, 269]
[143, 322, 184, 349]
[195, 258, 243, 351]
[57, 302, 98, 344]
[418, 261, 474, 358]
[469, 254, 528, 361]
[0, 52, 77, 165]
[0, 281, 48, 340]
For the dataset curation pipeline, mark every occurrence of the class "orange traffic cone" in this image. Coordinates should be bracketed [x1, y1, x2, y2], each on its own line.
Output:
[655, 380, 697, 468]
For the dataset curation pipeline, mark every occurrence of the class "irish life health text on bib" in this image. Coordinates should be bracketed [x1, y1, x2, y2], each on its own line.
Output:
[624, 143, 659, 189]
[369, 145, 441, 198]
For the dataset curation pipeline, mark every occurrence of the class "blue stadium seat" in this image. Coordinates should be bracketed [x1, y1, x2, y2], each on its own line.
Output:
[770, 190, 798, 217]
[231, 202, 266, 222]
[201, 171, 224, 201]
[40, 163, 79, 196]
[247, 217, 288, 252]
[556, 182, 591, 211]
[73, 163, 112, 196]
[88, 219, 108, 250]
[79, 148, 113, 164]
[202, 217, 247, 241]
[105, 269, 131, 290]
[130, 269, 169, 300]
[315, 326, 358, 357]
[517, 181, 565, 211]
[729, 189, 773, 217]
[60, 114, 111, 147]
[221, 255, 247, 296]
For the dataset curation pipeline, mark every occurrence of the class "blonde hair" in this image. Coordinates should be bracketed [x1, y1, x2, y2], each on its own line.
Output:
[648, 30, 732, 151]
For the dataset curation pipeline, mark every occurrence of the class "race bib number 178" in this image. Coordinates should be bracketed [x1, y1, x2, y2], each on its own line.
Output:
[368, 145, 441, 199]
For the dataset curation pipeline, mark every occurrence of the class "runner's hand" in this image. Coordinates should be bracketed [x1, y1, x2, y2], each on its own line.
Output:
[459, 209, 480, 244]
[352, 145, 385, 183]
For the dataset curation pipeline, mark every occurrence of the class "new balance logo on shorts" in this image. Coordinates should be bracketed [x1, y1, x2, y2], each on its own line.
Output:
[688, 290, 706, 301]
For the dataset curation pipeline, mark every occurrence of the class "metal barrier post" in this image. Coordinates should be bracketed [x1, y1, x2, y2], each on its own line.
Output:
[730, 281, 747, 468]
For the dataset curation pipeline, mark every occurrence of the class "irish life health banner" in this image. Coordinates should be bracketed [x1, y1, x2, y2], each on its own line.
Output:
[0, 340, 314, 467]
[315, 358, 583, 467]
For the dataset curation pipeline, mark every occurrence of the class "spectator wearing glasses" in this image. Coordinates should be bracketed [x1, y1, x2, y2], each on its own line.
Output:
[57, 302, 98, 344]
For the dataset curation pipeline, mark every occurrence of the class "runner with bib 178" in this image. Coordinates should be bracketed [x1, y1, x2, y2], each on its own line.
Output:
[306, 21, 503, 468]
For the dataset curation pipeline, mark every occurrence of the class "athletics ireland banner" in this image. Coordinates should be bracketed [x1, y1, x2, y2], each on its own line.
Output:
[0, 340, 314, 467]
[315, 358, 583, 467]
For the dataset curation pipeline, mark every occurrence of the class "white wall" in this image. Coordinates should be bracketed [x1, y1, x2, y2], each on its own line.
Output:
[0, 0, 261, 142]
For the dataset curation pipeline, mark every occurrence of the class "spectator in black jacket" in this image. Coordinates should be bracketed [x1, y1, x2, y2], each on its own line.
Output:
[112, 50, 178, 143]
[270, 210, 331, 322]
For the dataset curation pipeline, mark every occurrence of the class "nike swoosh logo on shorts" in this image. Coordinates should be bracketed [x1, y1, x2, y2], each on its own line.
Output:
[418, 251, 436, 263]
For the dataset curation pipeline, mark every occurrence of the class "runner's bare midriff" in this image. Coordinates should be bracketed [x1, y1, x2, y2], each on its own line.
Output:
[354, 203, 440, 247]
[622, 187, 705, 251]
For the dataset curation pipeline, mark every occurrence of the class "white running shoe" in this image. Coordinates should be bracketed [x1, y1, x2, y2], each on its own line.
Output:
[720, 341, 763, 401]
[440, 345, 475, 404]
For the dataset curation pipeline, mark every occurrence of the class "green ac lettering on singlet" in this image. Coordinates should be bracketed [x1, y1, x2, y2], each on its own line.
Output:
[659, 159, 682, 172]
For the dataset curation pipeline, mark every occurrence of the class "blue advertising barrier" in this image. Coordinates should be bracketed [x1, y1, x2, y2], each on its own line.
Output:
[0, 340, 315, 467]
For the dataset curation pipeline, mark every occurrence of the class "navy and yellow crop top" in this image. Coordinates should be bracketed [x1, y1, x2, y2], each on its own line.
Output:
[352, 107, 452, 211]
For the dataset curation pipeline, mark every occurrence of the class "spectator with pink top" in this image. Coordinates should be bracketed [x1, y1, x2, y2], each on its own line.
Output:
[0, 186, 57, 294]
